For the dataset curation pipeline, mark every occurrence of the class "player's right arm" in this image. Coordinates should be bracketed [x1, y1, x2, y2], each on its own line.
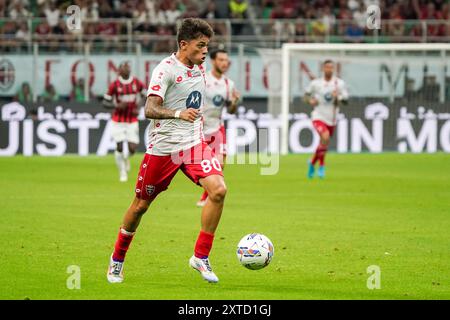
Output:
[102, 82, 116, 109]
[145, 60, 199, 122]
[303, 80, 318, 107]
[144, 95, 198, 122]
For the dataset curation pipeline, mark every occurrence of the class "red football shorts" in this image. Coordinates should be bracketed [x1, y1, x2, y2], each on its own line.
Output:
[203, 125, 226, 157]
[312, 120, 336, 137]
[135, 142, 223, 201]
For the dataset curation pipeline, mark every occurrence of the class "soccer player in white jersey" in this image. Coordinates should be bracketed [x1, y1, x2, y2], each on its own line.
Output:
[197, 49, 240, 207]
[304, 60, 349, 179]
[107, 18, 226, 284]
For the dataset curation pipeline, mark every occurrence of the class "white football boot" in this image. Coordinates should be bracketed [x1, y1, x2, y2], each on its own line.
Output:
[189, 255, 219, 283]
[119, 170, 128, 182]
[107, 254, 124, 283]
[196, 199, 207, 207]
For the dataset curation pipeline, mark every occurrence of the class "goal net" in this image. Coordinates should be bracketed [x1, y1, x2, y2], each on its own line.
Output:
[275, 43, 450, 154]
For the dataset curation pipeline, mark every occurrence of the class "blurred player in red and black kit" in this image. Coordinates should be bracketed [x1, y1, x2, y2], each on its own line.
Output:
[103, 62, 146, 182]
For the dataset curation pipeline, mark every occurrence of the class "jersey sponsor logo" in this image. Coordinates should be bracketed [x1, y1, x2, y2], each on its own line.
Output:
[151, 85, 161, 91]
[212, 94, 224, 107]
[186, 91, 202, 109]
[324, 92, 333, 102]
[146, 185, 155, 195]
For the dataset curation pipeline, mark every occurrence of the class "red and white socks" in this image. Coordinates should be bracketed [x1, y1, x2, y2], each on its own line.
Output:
[112, 228, 135, 262]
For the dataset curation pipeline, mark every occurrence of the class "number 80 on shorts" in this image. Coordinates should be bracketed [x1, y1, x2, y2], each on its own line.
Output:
[201, 158, 222, 173]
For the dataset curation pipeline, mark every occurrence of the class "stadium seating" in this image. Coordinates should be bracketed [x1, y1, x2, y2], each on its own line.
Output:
[0, 0, 449, 54]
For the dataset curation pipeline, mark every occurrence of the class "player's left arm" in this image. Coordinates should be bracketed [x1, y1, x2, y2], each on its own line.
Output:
[334, 80, 349, 106]
[223, 79, 239, 114]
[138, 80, 146, 101]
[227, 87, 240, 114]
[133, 80, 147, 116]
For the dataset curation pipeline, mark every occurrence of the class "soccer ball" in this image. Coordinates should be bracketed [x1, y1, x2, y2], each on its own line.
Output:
[236, 233, 274, 270]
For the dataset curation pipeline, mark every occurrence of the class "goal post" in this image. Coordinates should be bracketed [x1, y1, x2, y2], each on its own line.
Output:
[280, 43, 450, 155]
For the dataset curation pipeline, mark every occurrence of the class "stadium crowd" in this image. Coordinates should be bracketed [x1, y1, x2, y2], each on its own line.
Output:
[0, 0, 449, 52]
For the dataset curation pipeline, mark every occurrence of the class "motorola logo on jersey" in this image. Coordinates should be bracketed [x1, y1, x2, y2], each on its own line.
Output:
[186, 91, 202, 109]
[324, 92, 333, 102]
[212, 95, 224, 107]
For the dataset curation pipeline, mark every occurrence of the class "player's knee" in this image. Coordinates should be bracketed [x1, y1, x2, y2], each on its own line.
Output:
[321, 135, 330, 145]
[128, 143, 137, 155]
[209, 184, 227, 203]
[134, 200, 150, 215]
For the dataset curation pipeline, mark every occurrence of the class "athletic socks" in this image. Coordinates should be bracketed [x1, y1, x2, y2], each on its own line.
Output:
[112, 228, 135, 262]
[200, 191, 208, 202]
[114, 151, 125, 172]
[194, 230, 214, 259]
[312, 143, 328, 166]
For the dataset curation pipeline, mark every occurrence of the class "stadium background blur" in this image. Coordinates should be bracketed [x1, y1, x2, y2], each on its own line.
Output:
[1, 0, 450, 55]
[1, 0, 449, 103]
[1, 1, 450, 301]
[1, 0, 449, 155]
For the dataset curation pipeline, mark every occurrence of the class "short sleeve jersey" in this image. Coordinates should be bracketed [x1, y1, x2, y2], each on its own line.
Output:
[106, 76, 145, 123]
[202, 71, 235, 136]
[305, 76, 349, 126]
[146, 53, 207, 155]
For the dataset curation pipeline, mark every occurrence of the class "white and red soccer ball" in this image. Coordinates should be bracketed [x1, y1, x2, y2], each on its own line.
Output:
[236, 233, 274, 270]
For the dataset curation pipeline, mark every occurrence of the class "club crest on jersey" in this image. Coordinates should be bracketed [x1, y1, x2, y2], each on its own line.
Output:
[186, 91, 202, 109]
[146, 185, 155, 195]
[212, 94, 224, 107]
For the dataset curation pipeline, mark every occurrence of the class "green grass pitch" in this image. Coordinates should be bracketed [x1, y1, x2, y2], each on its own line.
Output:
[1, 153, 449, 300]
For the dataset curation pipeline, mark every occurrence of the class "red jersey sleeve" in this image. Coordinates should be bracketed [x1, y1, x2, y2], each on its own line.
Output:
[104, 81, 116, 100]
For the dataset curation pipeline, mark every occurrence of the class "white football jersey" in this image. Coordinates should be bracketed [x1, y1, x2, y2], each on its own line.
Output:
[305, 76, 349, 126]
[202, 71, 235, 135]
[146, 53, 206, 155]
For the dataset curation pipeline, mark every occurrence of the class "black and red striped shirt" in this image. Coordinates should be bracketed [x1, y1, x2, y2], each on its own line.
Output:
[106, 76, 145, 123]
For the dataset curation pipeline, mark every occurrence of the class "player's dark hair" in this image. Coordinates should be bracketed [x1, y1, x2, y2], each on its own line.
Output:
[119, 61, 130, 68]
[210, 49, 228, 60]
[323, 59, 334, 65]
[177, 18, 214, 45]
